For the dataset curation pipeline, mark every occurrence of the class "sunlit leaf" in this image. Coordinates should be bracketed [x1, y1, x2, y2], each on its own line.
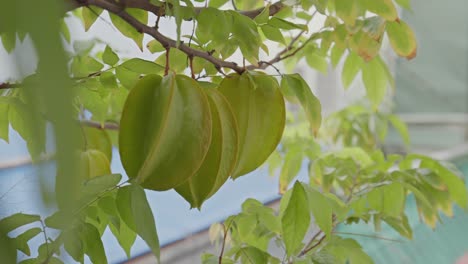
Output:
[0, 213, 40, 234]
[386, 20, 417, 59]
[281, 74, 322, 135]
[117, 185, 160, 261]
[282, 182, 310, 256]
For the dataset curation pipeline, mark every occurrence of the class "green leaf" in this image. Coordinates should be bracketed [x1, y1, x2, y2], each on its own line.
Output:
[117, 185, 160, 260]
[359, 0, 398, 21]
[218, 73, 285, 178]
[268, 17, 308, 30]
[335, 0, 359, 26]
[109, 219, 136, 258]
[79, 149, 111, 181]
[1, 32, 16, 53]
[394, 0, 411, 10]
[305, 186, 333, 237]
[341, 52, 363, 89]
[9, 100, 46, 160]
[63, 229, 84, 263]
[82, 7, 103, 31]
[0, 213, 40, 234]
[209, 0, 229, 8]
[388, 114, 410, 146]
[361, 57, 388, 109]
[13, 227, 42, 256]
[230, 12, 261, 65]
[60, 19, 71, 43]
[305, 51, 328, 74]
[434, 162, 468, 208]
[281, 74, 322, 135]
[119, 58, 164, 75]
[0, 102, 9, 142]
[383, 215, 413, 239]
[386, 20, 417, 59]
[116, 65, 140, 89]
[261, 25, 286, 45]
[254, 4, 270, 24]
[282, 182, 310, 256]
[146, 40, 165, 53]
[81, 223, 107, 264]
[102, 45, 119, 66]
[330, 45, 345, 67]
[154, 48, 188, 73]
[236, 246, 269, 264]
[279, 147, 303, 194]
[382, 182, 405, 217]
[196, 8, 231, 45]
[110, 8, 147, 50]
[78, 173, 122, 208]
[81, 126, 113, 161]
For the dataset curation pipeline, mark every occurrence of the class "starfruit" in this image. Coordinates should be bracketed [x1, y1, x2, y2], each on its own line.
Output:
[119, 73, 212, 191]
[175, 88, 239, 208]
[79, 149, 111, 180]
[218, 73, 285, 178]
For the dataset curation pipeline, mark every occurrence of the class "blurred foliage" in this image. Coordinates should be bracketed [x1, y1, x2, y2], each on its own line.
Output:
[0, 0, 465, 263]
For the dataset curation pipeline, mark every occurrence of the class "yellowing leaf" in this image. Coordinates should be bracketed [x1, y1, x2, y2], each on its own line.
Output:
[119, 74, 212, 190]
[218, 73, 285, 178]
[386, 20, 417, 59]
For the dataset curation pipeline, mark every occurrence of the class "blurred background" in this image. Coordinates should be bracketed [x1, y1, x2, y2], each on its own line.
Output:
[1, 0, 467, 263]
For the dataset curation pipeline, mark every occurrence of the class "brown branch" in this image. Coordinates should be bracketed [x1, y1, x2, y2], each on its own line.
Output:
[79, 0, 246, 73]
[80, 120, 119, 130]
[0, 82, 20, 90]
[247, 30, 319, 71]
[164, 47, 170, 76]
[67, 0, 285, 20]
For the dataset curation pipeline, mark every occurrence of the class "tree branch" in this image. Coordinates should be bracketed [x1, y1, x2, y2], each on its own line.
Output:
[80, 120, 119, 130]
[68, 0, 285, 20]
[0, 82, 20, 90]
[77, 0, 247, 73]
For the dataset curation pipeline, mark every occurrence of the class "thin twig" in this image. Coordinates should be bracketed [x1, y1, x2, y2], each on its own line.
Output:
[164, 47, 170, 75]
[68, 0, 285, 20]
[79, 120, 120, 130]
[40, 219, 50, 257]
[0, 82, 20, 90]
[189, 56, 195, 79]
[333, 231, 404, 243]
[218, 217, 235, 264]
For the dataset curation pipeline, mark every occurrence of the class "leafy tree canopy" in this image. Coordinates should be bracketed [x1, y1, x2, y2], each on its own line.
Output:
[0, 0, 466, 263]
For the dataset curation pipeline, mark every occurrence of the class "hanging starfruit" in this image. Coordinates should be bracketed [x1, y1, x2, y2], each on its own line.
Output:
[218, 72, 286, 178]
[175, 88, 239, 208]
[79, 149, 111, 180]
[119, 74, 212, 191]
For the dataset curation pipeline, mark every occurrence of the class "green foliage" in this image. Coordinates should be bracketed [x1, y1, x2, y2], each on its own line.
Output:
[0, 0, 467, 263]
